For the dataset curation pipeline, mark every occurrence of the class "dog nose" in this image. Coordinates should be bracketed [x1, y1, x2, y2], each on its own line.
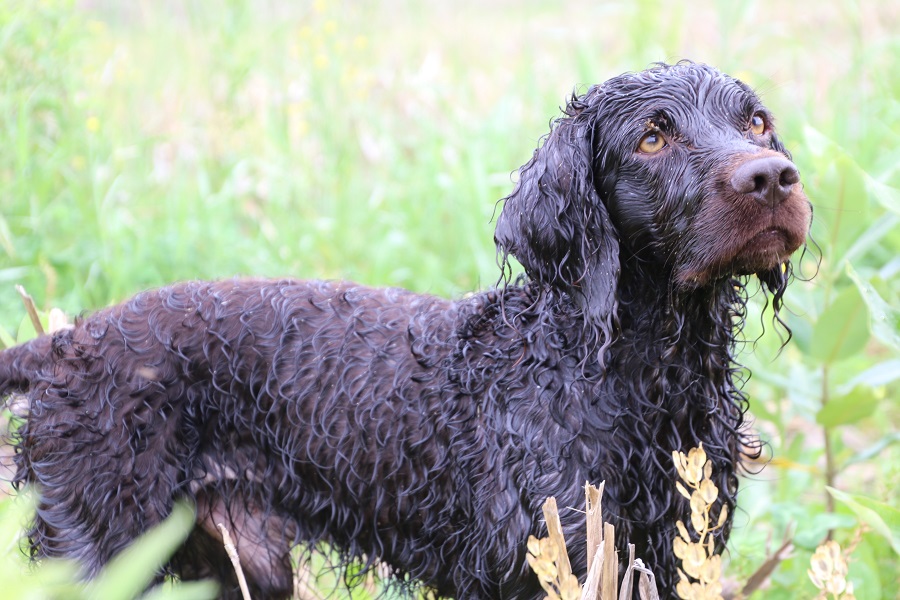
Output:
[730, 156, 800, 207]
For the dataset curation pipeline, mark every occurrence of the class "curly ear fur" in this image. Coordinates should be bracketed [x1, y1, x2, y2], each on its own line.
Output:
[495, 99, 620, 330]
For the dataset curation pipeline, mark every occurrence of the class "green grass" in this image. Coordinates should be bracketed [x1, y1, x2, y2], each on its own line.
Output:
[1, 0, 898, 598]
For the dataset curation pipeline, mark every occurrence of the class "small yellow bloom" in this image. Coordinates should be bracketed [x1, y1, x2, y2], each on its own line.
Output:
[690, 510, 707, 536]
[698, 554, 721, 584]
[808, 540, 848, 595]
[684, 445, 707, 485]
[698, 479, 718, 504]
[559, 573, 580, 600]
[681, 542, 707, 579]
[673, 536, 689, 559]
[86, 116, 100, 133]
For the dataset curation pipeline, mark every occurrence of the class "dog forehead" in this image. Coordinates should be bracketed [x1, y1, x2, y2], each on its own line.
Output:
[592, 63, 761, 126]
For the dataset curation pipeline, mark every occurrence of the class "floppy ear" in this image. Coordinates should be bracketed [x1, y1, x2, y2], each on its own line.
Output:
[494, 104, 620, 327]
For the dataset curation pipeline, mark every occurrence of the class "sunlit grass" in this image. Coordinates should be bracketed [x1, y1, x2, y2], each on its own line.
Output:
[0, 0, 898, 598]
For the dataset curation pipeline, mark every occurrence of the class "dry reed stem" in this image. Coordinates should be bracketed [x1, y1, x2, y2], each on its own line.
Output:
[530, 482, 659, 600]
[618, 544, 635, 600]
[15, 285, 43, 336]
[582, 482, 605, 600]
[543, 496, 574, 582]
[217, 523, 252, 600]
[601, 521, 617, 599]
[585, 481, 604, 570]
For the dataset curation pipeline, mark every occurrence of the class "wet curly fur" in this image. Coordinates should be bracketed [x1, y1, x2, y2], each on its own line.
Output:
[0, 62, 811, 599]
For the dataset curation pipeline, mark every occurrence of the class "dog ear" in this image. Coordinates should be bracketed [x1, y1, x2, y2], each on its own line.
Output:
[495, 106, 620, 327]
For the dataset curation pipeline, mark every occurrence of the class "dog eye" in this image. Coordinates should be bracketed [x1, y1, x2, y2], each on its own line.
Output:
[638, 131, 666, 154]
[749, 113, 767, 135]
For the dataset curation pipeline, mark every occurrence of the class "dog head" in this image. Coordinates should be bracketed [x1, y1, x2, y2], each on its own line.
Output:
[495, 62, 812, 322]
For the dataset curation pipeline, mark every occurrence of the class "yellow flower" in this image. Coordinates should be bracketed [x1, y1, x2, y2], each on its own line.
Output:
[698, 554, 721, 584]
[808, 540, 848, 595]
[673, 444, 707, 486]
[681, 542, 707, 579]
[698, 479, 718, 505]
[690, 510, 707, 536]
[86, 116, 100, 133]
[559, 573, 580, 600]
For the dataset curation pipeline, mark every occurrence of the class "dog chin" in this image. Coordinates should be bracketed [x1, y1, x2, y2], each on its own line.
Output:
[675, 230, 799, 288]
[731, 227, 801, 273]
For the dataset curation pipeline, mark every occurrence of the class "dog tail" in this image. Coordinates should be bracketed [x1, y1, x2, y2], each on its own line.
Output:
[0, 335, 53, 399]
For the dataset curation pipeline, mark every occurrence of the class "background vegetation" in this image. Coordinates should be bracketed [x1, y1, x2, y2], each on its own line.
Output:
[1, 0, 898, 598]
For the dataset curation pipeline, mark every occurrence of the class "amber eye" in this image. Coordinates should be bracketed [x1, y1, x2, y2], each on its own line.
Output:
[749, 112, 766, 135]
[638, 130, 666, 154]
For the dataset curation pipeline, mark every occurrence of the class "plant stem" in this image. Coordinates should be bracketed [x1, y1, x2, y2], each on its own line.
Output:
[821, 364, 836, 516]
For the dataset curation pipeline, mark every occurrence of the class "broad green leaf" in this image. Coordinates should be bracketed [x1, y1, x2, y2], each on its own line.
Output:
[786, 312, 813, 355]
[846, 538, 883, 600]
[865, 174, 900, 215]
[15, 312, 40, 344]
[140, 581, 219, 600]
[85, 502, 196, 600]
[793, 511, 857, 550]
[838, 213, 900, 268]
[815, 386, 878, 427]
[847, 264, 900, 351]
[845, 432, 900, 467]
[843, 359, 900, 389]
[807, 154, 869, 262]
[827, 487, 900, 555]
[810, 285, 870, 363]
[0, 326, 15, 349]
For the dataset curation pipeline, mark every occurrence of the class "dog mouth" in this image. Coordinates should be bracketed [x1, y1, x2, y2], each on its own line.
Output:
[745, 227, 790, 250]
[675, 223, 806, 287]
[730, 227, 799, 275]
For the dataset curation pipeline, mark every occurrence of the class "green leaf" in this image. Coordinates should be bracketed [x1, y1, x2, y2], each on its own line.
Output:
[85, 502, 196, 600]
[827, 487, 900, 555]
[816, 386, 879, 427]
[844, 359, 900, 389]
[845, 431, 900, 467]
[140, 581, 220, 600]
[0, 326, 15, 349]
[807, 153, 869, 263]
[865, 174, 900, 215]
[810, 285, 870, 363]
[792, 511, 857, 550]
[839, 213, 900, 268]
[846, 538, 883, 600]
[847, 264, 900, 351]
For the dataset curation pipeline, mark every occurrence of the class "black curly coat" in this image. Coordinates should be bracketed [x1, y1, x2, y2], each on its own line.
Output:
[0, 62, 811, 599]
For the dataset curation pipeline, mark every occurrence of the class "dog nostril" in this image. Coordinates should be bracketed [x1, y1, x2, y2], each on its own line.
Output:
[779, 165, 800, 187]
[731, 156, 800, 206]
[752, 175, 767, 193]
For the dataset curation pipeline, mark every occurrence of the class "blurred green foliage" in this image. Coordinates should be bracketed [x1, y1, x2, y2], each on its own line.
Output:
[0, 496, 217, 598]
[0, 0, 898, 598]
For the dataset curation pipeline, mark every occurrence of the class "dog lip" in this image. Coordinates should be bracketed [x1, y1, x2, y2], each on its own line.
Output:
[740, 227, 792, 253]
[751, 227, 787, 240]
